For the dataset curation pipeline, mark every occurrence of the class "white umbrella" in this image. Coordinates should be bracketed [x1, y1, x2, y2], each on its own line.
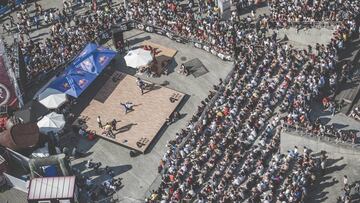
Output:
[38, 88, 67, 109]
[37, 112, 66, 134]
[124, 48, 153, 68]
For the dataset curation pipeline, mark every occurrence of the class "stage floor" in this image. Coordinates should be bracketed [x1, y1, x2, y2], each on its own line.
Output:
[78, 71, 184, 153]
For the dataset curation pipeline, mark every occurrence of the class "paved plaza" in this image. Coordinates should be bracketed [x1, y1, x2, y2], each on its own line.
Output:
[70, 30, 234, 202]
[77, 72, 184, 153]
[281, 132, 360, 203]
[0, 0, 359, 203]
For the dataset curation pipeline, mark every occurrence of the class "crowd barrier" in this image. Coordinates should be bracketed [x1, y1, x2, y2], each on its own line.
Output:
[129, 20, 234, 61]
[282, 123, 358, 148]
[0, 0, 25, 16]
[269, 19, 347, 30]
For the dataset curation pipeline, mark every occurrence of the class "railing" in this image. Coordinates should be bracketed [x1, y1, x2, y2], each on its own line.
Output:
[0, 0, 25, 16]
[127, 20, 234, 61]
[272, 20, 340, 30]
[282, 123, 360, 150]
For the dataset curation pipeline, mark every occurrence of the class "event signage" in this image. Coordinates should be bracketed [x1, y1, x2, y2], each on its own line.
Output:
[0, 56, 17, 107]
[48, 43, 116, 98]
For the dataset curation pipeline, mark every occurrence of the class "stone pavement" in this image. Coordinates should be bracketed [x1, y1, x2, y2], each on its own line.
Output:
[0, 1, 359, 202]
[70, 30, 234, 202]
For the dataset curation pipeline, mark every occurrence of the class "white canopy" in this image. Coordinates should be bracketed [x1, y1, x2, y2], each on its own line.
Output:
[38, 88, 67, 109]
[124, 48, 153, 68]
[37, 112, 66, 134]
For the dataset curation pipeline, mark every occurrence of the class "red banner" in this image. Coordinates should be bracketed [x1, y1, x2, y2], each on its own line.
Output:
[0, 56, 17, 107]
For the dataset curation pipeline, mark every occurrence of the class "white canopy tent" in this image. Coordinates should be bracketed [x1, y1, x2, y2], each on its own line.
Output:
[38, 88, 67, 109]
[37, 112, 66, 134]
[124, 48, 153, 68]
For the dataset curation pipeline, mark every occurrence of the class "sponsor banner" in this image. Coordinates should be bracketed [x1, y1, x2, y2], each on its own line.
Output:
[0, 56, 17, 107]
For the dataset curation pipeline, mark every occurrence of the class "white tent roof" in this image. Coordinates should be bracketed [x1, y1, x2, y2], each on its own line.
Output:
[38, 88, 67, 109]
[37, 112, 66, 134]
[124, 48, 153, 68]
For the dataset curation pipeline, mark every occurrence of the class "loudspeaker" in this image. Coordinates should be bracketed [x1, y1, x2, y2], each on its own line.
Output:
[112, 29, 124, 49]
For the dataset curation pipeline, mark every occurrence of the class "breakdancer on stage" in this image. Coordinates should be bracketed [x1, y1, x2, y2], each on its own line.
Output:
[120, 102, 134, 114]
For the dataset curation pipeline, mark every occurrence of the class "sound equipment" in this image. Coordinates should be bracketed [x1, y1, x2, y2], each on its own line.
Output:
[112, 29, 124, 50]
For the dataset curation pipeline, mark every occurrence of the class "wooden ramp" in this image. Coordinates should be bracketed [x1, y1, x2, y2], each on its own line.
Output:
[141, 41, 177, 75]
[77, 71, 184, 153]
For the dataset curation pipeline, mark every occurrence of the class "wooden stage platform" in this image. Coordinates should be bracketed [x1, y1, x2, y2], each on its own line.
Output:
[142, 41, 177, 75]
[77, 71, 184, 153]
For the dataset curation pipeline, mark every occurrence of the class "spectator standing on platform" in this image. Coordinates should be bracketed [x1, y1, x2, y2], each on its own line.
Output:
[320, 152, 327, 174]
[2, 24, 11, 35]
[97, 116, 103, 128]
[111, 119, 117, 130]
[104, 122, 114, 137]
[136, 77, 145, 95]
[34, 15, 40, 30]
[343, 175, 349, 186]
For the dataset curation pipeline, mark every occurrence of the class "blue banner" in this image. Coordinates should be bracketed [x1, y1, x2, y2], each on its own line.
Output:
[48, 43, 116, 98]
[0, 0, 25, 16]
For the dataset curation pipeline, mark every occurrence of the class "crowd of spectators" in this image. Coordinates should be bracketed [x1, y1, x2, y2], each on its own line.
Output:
[74, 158, 123, 201]
[143, 0, 359, 202]
[127, 0, 236, 57]
[284, 120, 358, 145]
[4, 0, 357, 87]
[1, 0, 359, 201]
[2, 0, 126, 84]
[269, 0, 360, 28]
[337, 175, 360, 203]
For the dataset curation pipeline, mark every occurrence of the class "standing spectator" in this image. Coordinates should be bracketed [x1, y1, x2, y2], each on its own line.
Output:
[97, 116, 103, 128]
[104, 122, 114, 137]
[111, 119, 117, 130]
[343, 175, 349, 186]
[34, 15, 40, 30]
[354, 183, 360, 195]
[136, 77, 145, 95]
[2, 24, 11, 35]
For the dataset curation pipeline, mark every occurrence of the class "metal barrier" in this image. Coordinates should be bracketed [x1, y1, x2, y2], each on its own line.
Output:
[278, 20, 339, 29]
[129, 20, 234, 61]
[282, 123, 359, 149]
[0, 0, 25, 16]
